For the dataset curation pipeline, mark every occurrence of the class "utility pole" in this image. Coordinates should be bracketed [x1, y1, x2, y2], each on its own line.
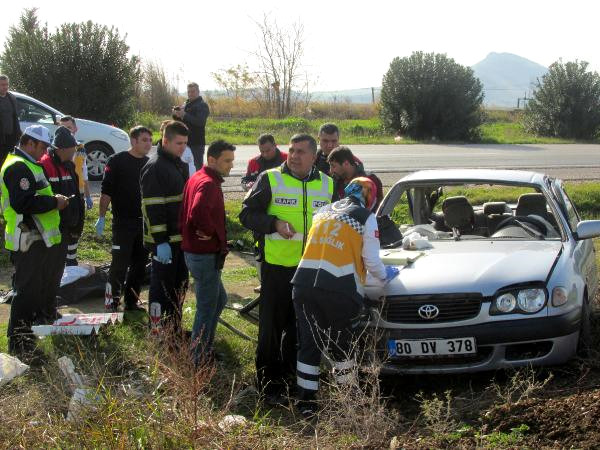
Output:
[371, 87, 375, 104]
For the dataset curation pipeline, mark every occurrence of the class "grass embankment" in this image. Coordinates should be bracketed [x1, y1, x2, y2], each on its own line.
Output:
[139, 109, 593, 145]
[1, 184, 600, 446]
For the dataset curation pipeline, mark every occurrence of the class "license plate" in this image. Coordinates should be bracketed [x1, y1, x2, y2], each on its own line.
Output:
[388, 337, 477, 357]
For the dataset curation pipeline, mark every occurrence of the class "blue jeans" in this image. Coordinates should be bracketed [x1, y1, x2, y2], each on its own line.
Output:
[184, 252, 227, 361]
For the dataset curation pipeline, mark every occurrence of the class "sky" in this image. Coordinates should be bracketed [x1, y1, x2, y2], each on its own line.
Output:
[1, 0, 599, 93]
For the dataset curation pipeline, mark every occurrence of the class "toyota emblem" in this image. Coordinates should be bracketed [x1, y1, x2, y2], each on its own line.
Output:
[418, 304, 440, 319]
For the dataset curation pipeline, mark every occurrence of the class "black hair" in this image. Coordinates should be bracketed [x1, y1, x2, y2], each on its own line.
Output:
[163, 120, 189, 140]
[290, 133, 317, 153]
[257, 133, 275, 146]
[319, 122, 340, 136]
[327, 145, 355, 165]
[207, 139, 236, 159]
[59, 115, 76, 126]
[129, 125, 152, 139]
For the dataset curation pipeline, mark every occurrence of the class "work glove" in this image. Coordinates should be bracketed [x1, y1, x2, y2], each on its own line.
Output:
[156, 242, 172, 264]
[85, 195, 93, 210]
[385, 266, 400, 282]
[95, 217, 105, 237]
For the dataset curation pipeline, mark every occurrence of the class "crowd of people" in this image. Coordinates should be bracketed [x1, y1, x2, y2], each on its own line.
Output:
[0, 75, 399, 420]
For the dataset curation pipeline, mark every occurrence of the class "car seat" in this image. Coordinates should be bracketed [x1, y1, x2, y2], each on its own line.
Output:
[442, 196, 475, 236]
[483, 201, 513, 234]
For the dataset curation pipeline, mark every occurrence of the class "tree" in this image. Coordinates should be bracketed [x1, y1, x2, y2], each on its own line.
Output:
[139, 61, 178, 115]
[380, 51, 484, 141]
[0, 8, 140, 126]
[211, 64, 256, 101]
[252, 14, 309, 118]
[524, 60, 600, 139]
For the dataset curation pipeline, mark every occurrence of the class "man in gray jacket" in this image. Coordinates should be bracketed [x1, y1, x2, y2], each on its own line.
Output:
[173, 82, 210, 170]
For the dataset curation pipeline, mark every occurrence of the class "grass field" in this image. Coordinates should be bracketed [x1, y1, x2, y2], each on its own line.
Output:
[2, 183, 600, 446]
[138, 111, 595, 145]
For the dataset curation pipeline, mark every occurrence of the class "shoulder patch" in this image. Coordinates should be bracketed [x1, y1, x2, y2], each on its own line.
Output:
[19, 178, 30, 190]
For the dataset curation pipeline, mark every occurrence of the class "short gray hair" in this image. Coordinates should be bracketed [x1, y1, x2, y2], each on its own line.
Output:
[0, 74, 9, 82]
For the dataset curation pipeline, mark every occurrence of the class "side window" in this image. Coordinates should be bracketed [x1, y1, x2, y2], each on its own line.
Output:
[16, 99, 54, 125]
[559, 186, 580, 232]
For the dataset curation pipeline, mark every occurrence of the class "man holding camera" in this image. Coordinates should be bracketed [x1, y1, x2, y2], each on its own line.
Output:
[173, 82, 210, 170]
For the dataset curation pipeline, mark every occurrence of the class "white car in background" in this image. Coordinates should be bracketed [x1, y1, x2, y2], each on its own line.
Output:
[13, 91, 130, 180]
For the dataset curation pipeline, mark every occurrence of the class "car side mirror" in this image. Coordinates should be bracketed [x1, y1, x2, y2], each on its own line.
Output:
[574, 220, 600, 240]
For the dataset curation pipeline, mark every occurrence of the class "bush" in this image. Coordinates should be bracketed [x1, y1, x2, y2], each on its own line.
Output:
[524, 60, 600, 140]
[0, 8, 140, 127]
[380, 51, 484, 141]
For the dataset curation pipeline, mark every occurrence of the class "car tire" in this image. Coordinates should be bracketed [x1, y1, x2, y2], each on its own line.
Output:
[576, 294, 592, 357]
[85, 142, 113, 181]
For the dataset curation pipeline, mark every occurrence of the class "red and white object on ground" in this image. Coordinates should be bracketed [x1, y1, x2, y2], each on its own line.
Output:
[31, 313, 124, 336]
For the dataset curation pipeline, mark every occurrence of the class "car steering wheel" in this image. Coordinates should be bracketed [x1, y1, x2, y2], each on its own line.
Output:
[494, 215, 548, 237]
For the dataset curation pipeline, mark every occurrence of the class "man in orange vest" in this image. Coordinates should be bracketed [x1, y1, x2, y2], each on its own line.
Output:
[291, 177, 399, 419]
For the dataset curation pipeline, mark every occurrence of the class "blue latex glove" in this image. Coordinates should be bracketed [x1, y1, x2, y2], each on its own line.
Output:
[85, 195, 93, 210]
[94, 217, 105, 236]
[385, 266, 400, 282]
[156, 242, 172, 264]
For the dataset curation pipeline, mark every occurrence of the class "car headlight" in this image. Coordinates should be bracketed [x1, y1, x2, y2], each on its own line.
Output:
[517, 289, 546, 313]
[495, 293, 517, 313]
[110, 130, 129, 141]
[491, 286, 548, 315]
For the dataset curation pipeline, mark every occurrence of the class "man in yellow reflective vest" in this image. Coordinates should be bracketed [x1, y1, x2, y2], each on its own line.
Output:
[240, 133, 335, 405]
[0, 125, 69, 358]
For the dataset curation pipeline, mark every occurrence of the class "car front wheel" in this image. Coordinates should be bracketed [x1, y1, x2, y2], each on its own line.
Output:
[85, 142, 113, 181]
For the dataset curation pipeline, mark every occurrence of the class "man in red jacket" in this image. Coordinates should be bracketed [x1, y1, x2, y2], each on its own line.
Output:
[180, 139, 236, 364]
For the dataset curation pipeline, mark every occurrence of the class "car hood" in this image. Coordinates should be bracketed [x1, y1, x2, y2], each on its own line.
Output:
[367, 240, 562, 298]
[75, 118, 124, 134]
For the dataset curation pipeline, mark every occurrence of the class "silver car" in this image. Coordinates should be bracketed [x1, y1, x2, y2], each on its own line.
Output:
[365, 169, 599, 374]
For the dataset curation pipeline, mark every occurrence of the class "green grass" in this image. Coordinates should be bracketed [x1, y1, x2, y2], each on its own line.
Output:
[480, 122, 575, 144]
[139, 112, 599, 145]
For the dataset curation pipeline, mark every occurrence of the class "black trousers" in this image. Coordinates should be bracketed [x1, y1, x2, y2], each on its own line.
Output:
[189, 144, 205, 170]
[148, 244, 188, 333]
[256, 262, 297, 395]
[108, 225, 148, 308]
[7, 240, 66, 353]
[65, 199, 86, 267]
[292, 284, 361, 403]
[0, 142, 14, 168]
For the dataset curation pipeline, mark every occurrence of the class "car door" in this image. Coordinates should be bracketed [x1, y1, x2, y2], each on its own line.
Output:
[553, 180, 598, 296]
[16, 97, 58, 136]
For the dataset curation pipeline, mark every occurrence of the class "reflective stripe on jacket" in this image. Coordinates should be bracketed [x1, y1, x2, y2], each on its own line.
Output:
[1, 153, 61, 250]
[264, 167, 333, 267]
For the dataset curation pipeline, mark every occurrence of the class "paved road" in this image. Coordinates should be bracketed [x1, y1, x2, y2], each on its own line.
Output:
[90, 143, 600, 195]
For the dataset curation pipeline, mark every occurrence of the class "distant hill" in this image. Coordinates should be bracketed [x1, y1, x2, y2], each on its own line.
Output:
[310, 88, 381, 104]
[472, 52, 547, 108]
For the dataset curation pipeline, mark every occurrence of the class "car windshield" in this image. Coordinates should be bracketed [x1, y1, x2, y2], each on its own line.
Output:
[378, 182, 563, 246]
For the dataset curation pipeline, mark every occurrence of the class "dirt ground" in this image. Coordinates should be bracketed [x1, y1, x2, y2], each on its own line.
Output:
[3, 246, 600, 446]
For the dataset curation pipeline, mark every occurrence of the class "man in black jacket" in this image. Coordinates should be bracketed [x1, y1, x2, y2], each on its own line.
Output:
[173, 82, 210, 170]
[239, 134, 335, 405]
[0, 75, 22, 167]
[141, 120, 190, 335]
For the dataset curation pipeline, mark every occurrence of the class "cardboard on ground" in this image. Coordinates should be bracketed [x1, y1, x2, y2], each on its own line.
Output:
[32, 313, 124, 336]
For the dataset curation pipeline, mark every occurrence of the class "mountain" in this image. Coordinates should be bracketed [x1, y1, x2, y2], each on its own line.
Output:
[471, 52, 547, 108]
[310, 88, 381, 104]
